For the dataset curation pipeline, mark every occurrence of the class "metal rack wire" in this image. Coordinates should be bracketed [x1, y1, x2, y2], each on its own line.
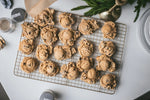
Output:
[14, 9, 127, 94]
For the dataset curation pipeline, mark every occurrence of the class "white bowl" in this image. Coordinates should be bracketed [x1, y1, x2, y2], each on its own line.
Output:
[138, 8, 150, 53]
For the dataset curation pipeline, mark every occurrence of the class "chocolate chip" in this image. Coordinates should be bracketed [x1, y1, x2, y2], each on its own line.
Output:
[49, 66, 52, 68]
[28, 32, 31, 35]
[44, 39, 46, 42]
[46, 16, 49, 19]
[86, 43, 89, 45]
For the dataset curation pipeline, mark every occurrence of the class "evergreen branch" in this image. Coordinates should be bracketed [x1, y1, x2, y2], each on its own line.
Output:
[71, 5, 90, 11]
[71, 0, 150, 22]
[132, 0, 150, 22]
[84, 7, 98, 16]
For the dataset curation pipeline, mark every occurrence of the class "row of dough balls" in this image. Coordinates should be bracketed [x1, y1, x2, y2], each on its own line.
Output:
[19, 38, 116, 65]
[20, 57, 116, 90]
[20, 20, 115, 50]
[21, 22, 81, 47]
[33, 8, 100, 35]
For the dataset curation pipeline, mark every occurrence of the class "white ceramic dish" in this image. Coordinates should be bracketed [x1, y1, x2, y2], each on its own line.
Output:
[138, 8, 150, 53]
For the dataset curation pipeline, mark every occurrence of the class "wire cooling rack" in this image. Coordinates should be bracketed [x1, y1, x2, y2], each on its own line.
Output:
[14, 9, 127, 94]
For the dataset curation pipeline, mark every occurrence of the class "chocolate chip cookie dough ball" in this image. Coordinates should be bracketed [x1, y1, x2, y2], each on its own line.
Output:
[34, 8, 55, 27]
[80, 68, 97, 84]
[59, 12, 75, 28]
[60, 62, 79, 80]
[96, 55, 116, 72]
[54, 46, 65, 60]
[21, 22, 40, 39]
[100, 74, 117, 89]
[101, 21, 117, 39]
[20, 57, 38, 73]
[58, 29, 80, 46]
[54, 45, 76, 60]
[41, 26, 58, 45]
[36, 44, 53, 61]
[78, 19, 99, 35]
[99, 41, 116, 56]
[76, 57, 93, 72]
[39, 60, 59, 76]
[78, 39, 94, 57]
[19, 39, 34, 55]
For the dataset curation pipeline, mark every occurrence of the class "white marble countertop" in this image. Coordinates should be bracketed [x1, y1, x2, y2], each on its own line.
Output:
[0, 0, 150, 100]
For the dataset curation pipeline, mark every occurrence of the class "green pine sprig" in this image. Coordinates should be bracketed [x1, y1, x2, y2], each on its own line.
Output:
[129, 0, 150, 22]
[71, 0, 150, 22]
[71, 0, 115, 17]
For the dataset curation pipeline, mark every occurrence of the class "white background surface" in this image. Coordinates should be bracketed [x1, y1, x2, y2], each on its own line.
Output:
[0, 0, 150, 100]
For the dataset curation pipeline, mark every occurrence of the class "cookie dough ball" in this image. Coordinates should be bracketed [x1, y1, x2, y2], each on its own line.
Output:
[76, 57, 93, 72]
[54, 46, 65, 60]
[21, 22, 39, 39]
[34, 8, 55, 27]
[54, 45, 76, 60]
[19, 39, 34, 55]
[36, 44, 53, 61]
[78, 19, 99, 35]
[101, 21, 117, 39]
[20, 57, 38, 73]
[80, 68, 97, 84]
[0, 36, 5, 49]
[99, 41, 116, 56]
[39, 60, 59, 76]
[96, 55, 116, 72]
[41, 26, 58, 45]
[100, 74, 117, 89]
[78, 39, 94, 57]
[59, 29, 80, 46]
[59, 12, 75, 28]
[60, 62, 79, 80]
